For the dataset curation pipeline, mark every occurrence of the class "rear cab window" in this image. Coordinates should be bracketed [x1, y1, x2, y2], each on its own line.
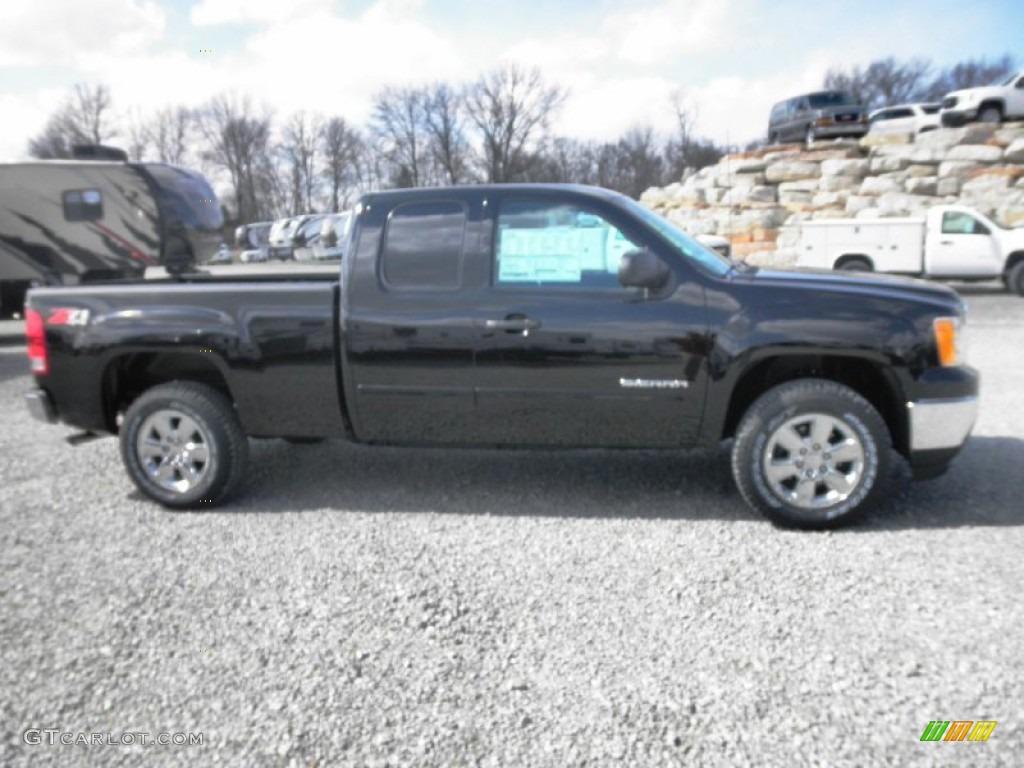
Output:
[380, 200, 468, 290]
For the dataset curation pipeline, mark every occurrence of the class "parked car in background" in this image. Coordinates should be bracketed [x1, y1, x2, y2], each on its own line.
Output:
[292, 214, 329, 262]
[768, 90, 868, 145]
[268, 215, 313, 261]
[236, 221, 272, 263]
[313, 212, 354, 261]
[208, 244, 233, 265]
[941, 70, 1024, 126]
[868, 103, 941, 135]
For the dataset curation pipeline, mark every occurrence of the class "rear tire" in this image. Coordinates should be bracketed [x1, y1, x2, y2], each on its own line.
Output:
[837, 258, 872, 272]
[1008, 261, 1024, 296]
[120, 382, 248, 509]
[731, 379, 892, 530]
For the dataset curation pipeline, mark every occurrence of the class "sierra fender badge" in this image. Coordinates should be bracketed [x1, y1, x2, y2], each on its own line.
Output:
[619, 378, 689, 389]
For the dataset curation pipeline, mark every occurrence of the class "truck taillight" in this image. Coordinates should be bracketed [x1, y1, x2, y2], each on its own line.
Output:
[25, 308, 49, 376]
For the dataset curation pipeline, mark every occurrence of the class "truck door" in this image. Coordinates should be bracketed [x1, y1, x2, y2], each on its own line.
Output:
[926, 210, 1001, 277]
[342, 196, 485, 444]
[472, 193, 708, 448]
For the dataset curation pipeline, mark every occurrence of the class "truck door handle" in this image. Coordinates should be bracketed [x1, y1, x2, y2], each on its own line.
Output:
[482, 317, 541, 332]
[940, 240, 953, 245]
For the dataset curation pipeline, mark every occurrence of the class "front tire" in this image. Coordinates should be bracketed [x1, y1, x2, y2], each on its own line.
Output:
[731, 379, 891, 529]
[978, 104, 1002, 124]
[120, 382, 248, 509]
[1007, 262, 1024, 297]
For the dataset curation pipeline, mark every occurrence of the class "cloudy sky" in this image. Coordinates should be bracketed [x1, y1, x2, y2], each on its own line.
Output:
[0, 0, 1020, 162]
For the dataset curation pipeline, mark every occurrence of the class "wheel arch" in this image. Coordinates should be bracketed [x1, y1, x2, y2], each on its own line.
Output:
[833, 254, 874, 271]
[977, 99, 1005, 120]
[102, 351, 235, 432]
[719, 354, 908, 456]
[1003, 250, 1024, 273]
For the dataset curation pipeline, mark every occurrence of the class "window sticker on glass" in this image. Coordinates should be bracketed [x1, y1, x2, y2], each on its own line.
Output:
[495, 201, 642, 289]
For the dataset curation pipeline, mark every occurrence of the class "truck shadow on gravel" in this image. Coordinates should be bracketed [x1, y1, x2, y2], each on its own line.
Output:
[200, 434, 1024, 530]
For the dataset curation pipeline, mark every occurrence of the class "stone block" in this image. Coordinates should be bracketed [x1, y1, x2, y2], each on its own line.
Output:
[860, 176, 903, 196]
[765, 160, 821, 183]
[860, 132, 913, 147]
[870, 156, 910, 173]
[905, 177, 938, 196]
[820, 158, 870, 177]
[937, 161, 983, 180]
[1003, 138, 1024, 164]
[946, 144, 1005, 163]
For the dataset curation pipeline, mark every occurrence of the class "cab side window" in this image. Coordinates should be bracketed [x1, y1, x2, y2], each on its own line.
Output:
[380, 200, 467, 290]
[62, 189, 103, 221]
[942, 211, 990, 236]
[494, 201, 641, 291]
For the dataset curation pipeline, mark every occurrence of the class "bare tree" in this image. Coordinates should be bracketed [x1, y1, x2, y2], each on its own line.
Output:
[124, 108, 149, 161]
[926, 54, 1017, 99]
[534, 137, 599, 185]
[599, 126, 665, 199]
[195, 92, 276, 223]
[824, 57, 933, 109]
[146, 106, 193, 165]
[422, 83, 470, 185]
[371, 86, 431, 187]
[28, 83, 118, 158]
[27, 115, 76, 159]
[464, 65, 568, 183]
[321, 116, 364, 212]
[281, 111, 323, 214]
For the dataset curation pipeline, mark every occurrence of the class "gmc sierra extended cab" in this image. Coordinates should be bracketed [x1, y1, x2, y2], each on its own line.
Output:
[23, 184, 979, 529]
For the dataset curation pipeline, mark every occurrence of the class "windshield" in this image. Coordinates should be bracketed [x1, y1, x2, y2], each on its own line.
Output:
[144, 164, 224, 231]
[620, 197, 732, 277]
[997, 72, 1019, 86]
[808, 91, 857, 108]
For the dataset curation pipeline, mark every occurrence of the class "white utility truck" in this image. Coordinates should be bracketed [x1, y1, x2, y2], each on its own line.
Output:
[789, 205, 1024, 295]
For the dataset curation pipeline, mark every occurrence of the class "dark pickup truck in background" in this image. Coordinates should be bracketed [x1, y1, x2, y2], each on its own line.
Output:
[23, 184, 979, 529]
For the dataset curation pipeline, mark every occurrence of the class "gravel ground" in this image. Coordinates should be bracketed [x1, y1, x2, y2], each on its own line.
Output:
[1, 287, 1023, 767]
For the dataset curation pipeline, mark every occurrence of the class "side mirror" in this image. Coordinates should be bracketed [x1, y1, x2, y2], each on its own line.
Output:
[323, 228, 338, 247]
[619, 248, 671, 292]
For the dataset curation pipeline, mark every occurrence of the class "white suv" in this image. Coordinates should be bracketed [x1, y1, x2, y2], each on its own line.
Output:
[940, 70, 1024, 126]
[868, 103, 941, 135]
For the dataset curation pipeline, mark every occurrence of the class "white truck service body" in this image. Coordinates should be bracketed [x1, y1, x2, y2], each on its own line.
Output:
[789, 205, 1024, 294]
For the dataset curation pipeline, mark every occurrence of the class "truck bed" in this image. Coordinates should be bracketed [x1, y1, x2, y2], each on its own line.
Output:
[28, 278, 347, 438]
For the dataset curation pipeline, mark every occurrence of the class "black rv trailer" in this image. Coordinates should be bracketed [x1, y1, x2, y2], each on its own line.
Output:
[0, 145, 223, 317]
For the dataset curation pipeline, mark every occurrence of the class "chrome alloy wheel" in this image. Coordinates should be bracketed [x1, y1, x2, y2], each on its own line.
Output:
[761, 412, 866, 511]
[135, 409, 212, 493]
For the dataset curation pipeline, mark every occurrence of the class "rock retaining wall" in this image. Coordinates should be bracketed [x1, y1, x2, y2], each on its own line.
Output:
[640, 124, 1024, 266]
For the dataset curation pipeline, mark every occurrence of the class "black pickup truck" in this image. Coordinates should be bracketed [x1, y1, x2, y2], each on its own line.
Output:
[23, 184, 979, 529]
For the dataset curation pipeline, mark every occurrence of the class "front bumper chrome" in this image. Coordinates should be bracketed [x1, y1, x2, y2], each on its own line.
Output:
[908, 396, 978, 451]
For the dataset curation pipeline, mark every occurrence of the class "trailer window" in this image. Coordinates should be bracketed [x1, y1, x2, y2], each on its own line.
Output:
[62, 189, 103, 221]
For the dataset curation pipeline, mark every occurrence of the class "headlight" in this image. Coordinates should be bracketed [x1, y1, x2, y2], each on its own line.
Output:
[933, 316, 964, 366]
